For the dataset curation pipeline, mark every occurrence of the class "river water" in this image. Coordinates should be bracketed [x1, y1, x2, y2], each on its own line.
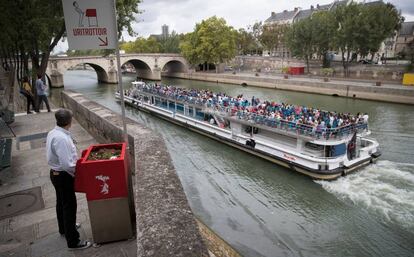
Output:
[50, 70, 414, 257]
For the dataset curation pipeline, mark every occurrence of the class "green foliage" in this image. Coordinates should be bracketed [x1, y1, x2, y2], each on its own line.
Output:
[67, 49, 113, 57]
[309, 11, 336, 67]
[285, 19, 313, 73]
[333, 2, 402, 74]
[259, 23, 288, 54]
[284, 2, 402, 75]
[120, 37, 161, 53]
[180, 16, 237, 70]
[158, 31, 181, 53]
[115, 0, 142, 38]
[179, 32, 201, 65]
[236, 28, 256, 55]
[281, 67, 289, 74]
[285, 11, 336, 72]
[249, 21, 263, 54]
[320, 68, 334, 76]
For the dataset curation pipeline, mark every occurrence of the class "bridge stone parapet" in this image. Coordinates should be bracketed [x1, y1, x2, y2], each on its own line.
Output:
[46, 54, 189, 88]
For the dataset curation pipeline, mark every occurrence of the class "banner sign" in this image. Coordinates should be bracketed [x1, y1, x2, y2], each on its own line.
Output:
[62, 0, 117, 50]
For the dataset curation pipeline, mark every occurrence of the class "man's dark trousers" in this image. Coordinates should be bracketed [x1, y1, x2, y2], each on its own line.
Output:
[38, 95, 51, 112]
[50, 170, 80, 247]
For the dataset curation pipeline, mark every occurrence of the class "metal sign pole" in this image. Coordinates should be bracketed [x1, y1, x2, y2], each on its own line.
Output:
[112, 0, 128, 144]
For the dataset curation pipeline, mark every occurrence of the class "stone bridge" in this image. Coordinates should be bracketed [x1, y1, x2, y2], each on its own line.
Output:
[46, 53, 189, 87]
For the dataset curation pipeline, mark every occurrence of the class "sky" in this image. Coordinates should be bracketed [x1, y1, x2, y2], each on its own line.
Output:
[54, 0, 414, 53]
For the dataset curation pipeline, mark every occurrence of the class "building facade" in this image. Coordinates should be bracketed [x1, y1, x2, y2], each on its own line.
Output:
[394, 22, 414, 57]
[263, 1, 348, 57]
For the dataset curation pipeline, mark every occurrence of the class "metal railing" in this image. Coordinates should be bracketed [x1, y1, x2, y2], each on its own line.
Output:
[132, 85, 368, 140]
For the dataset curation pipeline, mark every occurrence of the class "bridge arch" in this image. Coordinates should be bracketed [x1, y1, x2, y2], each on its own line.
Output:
[161, 60, 188, 76]
[47, 54, 189, 87]
[123, 59, 153, 80]
[84, 63, 109, 83]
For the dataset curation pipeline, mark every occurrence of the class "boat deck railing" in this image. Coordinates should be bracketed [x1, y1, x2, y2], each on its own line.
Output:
[131, 87, 368, 140]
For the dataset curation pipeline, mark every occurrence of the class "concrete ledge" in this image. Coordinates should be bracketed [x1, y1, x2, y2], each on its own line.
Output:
[167, 72, 414, 105]
[61, 90, 209, 257]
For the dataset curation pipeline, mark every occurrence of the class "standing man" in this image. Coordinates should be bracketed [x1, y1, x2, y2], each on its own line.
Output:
[36, 74, 51, 112]
[46, 109, 91, 250]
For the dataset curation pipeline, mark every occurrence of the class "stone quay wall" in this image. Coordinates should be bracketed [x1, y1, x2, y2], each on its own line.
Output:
[232, 56, 406, 81]
[168, 72, 414, 105]
[61, 90, 209, 257]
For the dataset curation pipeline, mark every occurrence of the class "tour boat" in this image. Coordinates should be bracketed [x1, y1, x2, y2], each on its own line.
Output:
[115, 81, 381, 180]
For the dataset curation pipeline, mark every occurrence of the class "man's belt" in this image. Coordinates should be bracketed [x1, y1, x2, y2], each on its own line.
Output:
[50, 169, 63, 175]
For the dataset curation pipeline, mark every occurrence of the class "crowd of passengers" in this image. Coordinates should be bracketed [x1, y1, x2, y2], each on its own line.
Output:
[126, 83, 369, 132]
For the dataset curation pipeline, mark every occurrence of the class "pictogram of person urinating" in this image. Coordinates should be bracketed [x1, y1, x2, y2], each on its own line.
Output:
[73, 1, 98, 27]
[95, 175, 110, 195]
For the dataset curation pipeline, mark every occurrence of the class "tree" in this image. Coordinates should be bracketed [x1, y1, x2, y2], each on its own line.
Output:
[248, 21, 263, 55]
[180, 16, 237, 72]
[0, 0, 140, 84]
[67, 49, 109, 57]
[236, 28, 255, 55]
[362, 3, 402, 60]
[259, 23, 288, 56]
[158, 31, 181, 53]
[179, 32, 202, 68]
[333, 2, 402, 76]
[121, 37, 161, 53]
[285, 19, 314, 73]
[309, 11, 336, 68]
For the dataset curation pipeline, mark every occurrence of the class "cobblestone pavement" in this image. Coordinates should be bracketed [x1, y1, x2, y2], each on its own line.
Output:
[0, 111, 136, 257]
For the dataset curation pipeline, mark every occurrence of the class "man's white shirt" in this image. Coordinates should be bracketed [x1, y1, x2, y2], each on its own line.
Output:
[46, 126, 77, 177]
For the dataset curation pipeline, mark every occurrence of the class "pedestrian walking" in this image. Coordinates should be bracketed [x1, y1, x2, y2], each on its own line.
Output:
[35, 74, 51, 112]
[46, 109, 91, 250]
[20, 76, 36, 114]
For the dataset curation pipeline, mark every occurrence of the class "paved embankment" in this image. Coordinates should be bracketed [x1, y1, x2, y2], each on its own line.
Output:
[168, 72, 414, 105]
[0, 94, 243, 257]
[0, 111, 139, 257]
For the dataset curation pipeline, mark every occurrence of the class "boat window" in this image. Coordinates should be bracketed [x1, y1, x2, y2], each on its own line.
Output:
[195, 108, 204, 120]
[305, 142, 324, 151]
[154, 97, 161, 106]
[176, 103, 184, 114]
[169, 101, 175, 111]
[328, 143, 346, 157]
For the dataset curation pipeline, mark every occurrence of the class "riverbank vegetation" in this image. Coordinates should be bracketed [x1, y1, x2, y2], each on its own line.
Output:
[285, 2, 403, 76]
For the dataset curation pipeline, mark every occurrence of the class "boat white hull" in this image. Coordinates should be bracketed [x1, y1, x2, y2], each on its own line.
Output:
[116, 93, 380, 180]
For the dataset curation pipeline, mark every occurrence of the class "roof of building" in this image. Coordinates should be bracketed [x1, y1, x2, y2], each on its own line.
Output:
[292, 1, 347, 22]
[316, 3, 332, 10]
[294, 9, 314, 21]
[399, 22, 414, 36]
[363, 0, 383, 6]
[330, 0, 348, 10]
[265, 9, 299, 23]
[268, 1, 351, 23]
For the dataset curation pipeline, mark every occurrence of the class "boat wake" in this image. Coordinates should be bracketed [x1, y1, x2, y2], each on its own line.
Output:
[316, 160, 414, 230]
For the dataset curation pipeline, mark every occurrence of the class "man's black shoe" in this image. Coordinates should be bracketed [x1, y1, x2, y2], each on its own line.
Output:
[69, 240, 92, 250]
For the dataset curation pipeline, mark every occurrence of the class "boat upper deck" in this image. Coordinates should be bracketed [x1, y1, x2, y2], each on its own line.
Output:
[124, 83, 369, 141]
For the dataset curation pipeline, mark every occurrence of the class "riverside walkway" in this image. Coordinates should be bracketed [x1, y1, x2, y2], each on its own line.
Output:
[0, 111, 137, 257]
[171, 71, 414, 105]
[0, 100, 236, 257]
